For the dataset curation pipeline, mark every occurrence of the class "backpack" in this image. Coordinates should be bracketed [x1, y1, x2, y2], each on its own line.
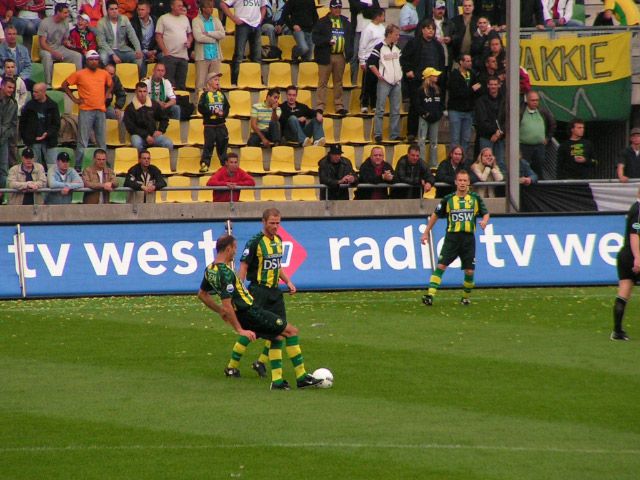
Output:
[58, 113, 79, 145]
[261, 45, 282, 60]
[176, 95, 194, 121]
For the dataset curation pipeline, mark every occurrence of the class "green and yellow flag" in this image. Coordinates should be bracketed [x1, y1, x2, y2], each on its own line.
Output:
[520, 32, 632, 122]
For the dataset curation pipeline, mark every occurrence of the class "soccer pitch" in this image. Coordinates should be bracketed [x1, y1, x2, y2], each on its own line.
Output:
[1, 288, 639, 479]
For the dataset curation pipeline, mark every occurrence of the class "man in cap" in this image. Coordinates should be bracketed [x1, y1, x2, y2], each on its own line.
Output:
[617, 127, 640, 183]
[198, 71, 230, 171]
[318, 144, 358, 200]
[312, 0, 354, 116]
[69, 13, 98, 59]
[7, 147, 47, 206]
[61, 49, 113, 171]
[46, 151, 84, 204]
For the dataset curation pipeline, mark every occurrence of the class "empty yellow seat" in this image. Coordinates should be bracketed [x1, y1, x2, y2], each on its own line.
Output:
[340, 117, 369, 144]
[239, 146, 267, 174]
[106, 118, 125, 147]
[269, 146, 297, 174]
[198, 175, 213, 202]
[297, 62, 319, 89]
[278, 35, 297, 62]
[177, 146, 205, 175]
[147, 147, 173, 175]
[227, 90, 252, 118]
[186, 62, 196, 90]
[291, 174, 318, 201]
[260, 174, 287, 201]
[266, 62, 292, 89]
[114, 147, 139, 175]
[299, 146, 325, 173]
[187, 119, 205, 145]
[164, 119, 185, 146]
[165, 176, 195, 203]
[237, 63, 264, 90]
[116, 63, 140, 90]
[52, 62, 77, 90]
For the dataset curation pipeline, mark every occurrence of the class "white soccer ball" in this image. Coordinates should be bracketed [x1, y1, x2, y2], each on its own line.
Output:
[312, 368, 334, 389]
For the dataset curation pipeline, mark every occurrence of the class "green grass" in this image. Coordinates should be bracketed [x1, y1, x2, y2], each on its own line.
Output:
[1, 288, 639, 479]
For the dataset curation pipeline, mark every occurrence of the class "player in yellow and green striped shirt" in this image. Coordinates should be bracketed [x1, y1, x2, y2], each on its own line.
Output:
[420, 170, 490, 306]
[198, 233, 321, 390]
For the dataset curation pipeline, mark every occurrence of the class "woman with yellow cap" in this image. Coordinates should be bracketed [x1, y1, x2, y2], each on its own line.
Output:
[417, 66, 444, 169]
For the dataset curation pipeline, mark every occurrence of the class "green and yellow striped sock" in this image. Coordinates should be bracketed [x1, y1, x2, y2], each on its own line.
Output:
[428, 268, 444, 297]
[257, 340, 271, 364]
[285, 335, 307, 380]
[462, 272, 475, 299]
[227, 335, 250, 369]
[269, 339, 284, 384]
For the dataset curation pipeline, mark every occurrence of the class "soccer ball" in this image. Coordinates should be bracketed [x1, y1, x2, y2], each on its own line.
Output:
[312, 368, 334, 389]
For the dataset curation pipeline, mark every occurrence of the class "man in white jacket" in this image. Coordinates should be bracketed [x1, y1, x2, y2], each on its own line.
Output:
[357, 7, 384, 113]
[367, 24, 403, 142]
[543, 0, 583, 27]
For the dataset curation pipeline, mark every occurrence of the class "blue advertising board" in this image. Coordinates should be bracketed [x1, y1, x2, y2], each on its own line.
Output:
[0, 214, 625, 298]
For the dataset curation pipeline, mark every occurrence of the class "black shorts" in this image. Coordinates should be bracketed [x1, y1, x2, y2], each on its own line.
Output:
[249, 283, 286, 320]
[438, 232, 476, 270]
[237, 306, 287, 341]
[617, 246, 640, 283]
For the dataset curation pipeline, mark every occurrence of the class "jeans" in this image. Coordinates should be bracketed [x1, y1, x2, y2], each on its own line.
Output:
[231, 23, 262, 85]
[162, 55, 188, 90]
[479, 137, 506, 174]
[40, 47, 83, 85]
[76, 110, 106, 171]
[520, 142, 546, 179]
[31, 143, 57, 168]
[0, 141, 8, 190]
[292, 30, 313, 62]
[285, 116, 324, 144]
[374, 80, 402, 139]
[21, 17, 40, 36]
[350, 31, 361, 85]
[101, 49, 144, 78]
[418, 117, 440, 168]
[2, 17, 26, 35]
[247, 121, 280, 146]
[167, 104, 181, 120]
[131, 134, 174, 152]
[448, 110, 473, 157]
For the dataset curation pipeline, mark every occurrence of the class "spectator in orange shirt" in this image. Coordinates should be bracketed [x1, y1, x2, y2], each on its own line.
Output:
[118, 0, 137, 19]
[206, 152, 255, 202]
[61, 49, 113, 171]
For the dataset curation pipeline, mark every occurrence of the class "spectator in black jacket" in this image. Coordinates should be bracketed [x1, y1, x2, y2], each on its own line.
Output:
[473, 76, 505, 173]
[617, 127, 640, 183]
[124, 148, 167, 203]
[435, 145, 478, 197]
[280, 85, 325, 147]
[473, 0, 505, 30]
[470, 15, 501, 70]
[131, 1, 160, 66]
[312, 0, 354, 116]
[20, 82, 61, 167]
[104, 63, 127, 120]
[318, 144, 358, 200]
[450, 0, 478, 59]
[123, 82, 173, 152]
[448, 54, 480, 157]
[391, 143, 435, 199]
[280, 0, 318, 62]
[401, 18, 445, 141]
[556, 117, 597, 180]
[354, 146, 395, 200]
[521, 0, 545, 29]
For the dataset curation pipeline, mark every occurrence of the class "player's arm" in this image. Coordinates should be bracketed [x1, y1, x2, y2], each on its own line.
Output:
[479, 213, 490, 230]
[221, 298, 256, 341]
[279, 269, 296, 294]
[631, 233, 640, 273]
[198, 288, 226, 318]
[238, 261, 249, 282]
[421, 213, 439, 244]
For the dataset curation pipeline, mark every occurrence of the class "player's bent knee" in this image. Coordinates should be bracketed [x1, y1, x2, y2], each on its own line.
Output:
[282, 324, 298, 337]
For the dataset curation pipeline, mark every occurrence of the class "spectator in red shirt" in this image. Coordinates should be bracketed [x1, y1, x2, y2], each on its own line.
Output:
[69, 14, 97, 59]
[206, 151, 255, 202]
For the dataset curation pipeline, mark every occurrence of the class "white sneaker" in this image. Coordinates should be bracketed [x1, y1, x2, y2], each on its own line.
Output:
[302, 137, 312, 147]
[361, 107, 368, 114]
[314, 137, 326, 147]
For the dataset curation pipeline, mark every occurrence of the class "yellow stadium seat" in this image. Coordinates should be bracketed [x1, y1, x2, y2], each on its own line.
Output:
[297, 62, 319, 89]
[237, 63, 264, 90]
[106, 119, 126, 147]
[177, 146, 205, 175]
[220, 37, 235, 65]
[261, 35, 270, 46]
[165, 176, 195, 202]
[266, 62, 292, 89]
[186, 62, 196, 90]
[393, 144, 410, 168]
[278, 35, 297, 62]
[437, 144, 447, 164]
[165, 119, 185, 146]
[291, 174, 318, 201]
[269, 146, 297, 174]
[340, 117, 369, 144]
[316, 7, 329, 18]
[423, 187, 436, 199]
[341, 145, 356, 166]
[146, 62, 156, 77]
[227, 90, 252, 118]
[198, 175, 213, 202]
[239, 146, 267, 174]
[299, 145, 325, 173]
[116, 63, 140, 90]
[239, 186, 256, 202]
[260, 174, 286, 201]
[297, 89, 312, 108]
[349, 87, 363, 115]
[393, 0, 406, 8]
[226, 118, 246, 146]
[187, 119, 205, 145]
[147, 147, 173, 174]
[322, 117, 336, 144]
[225, 8, 236, 34]
[31, 35, 40, 62]
[362, 144, 385, 162]
[52, 62, 77, 90]
[114, 147, 139, 175]
[218, 62, 234, 89]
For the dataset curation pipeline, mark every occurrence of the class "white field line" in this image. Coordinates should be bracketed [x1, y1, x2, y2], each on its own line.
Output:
[1, 442, 638, 455]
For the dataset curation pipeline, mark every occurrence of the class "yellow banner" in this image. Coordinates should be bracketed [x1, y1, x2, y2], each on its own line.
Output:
[519, 32, 631, 86]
